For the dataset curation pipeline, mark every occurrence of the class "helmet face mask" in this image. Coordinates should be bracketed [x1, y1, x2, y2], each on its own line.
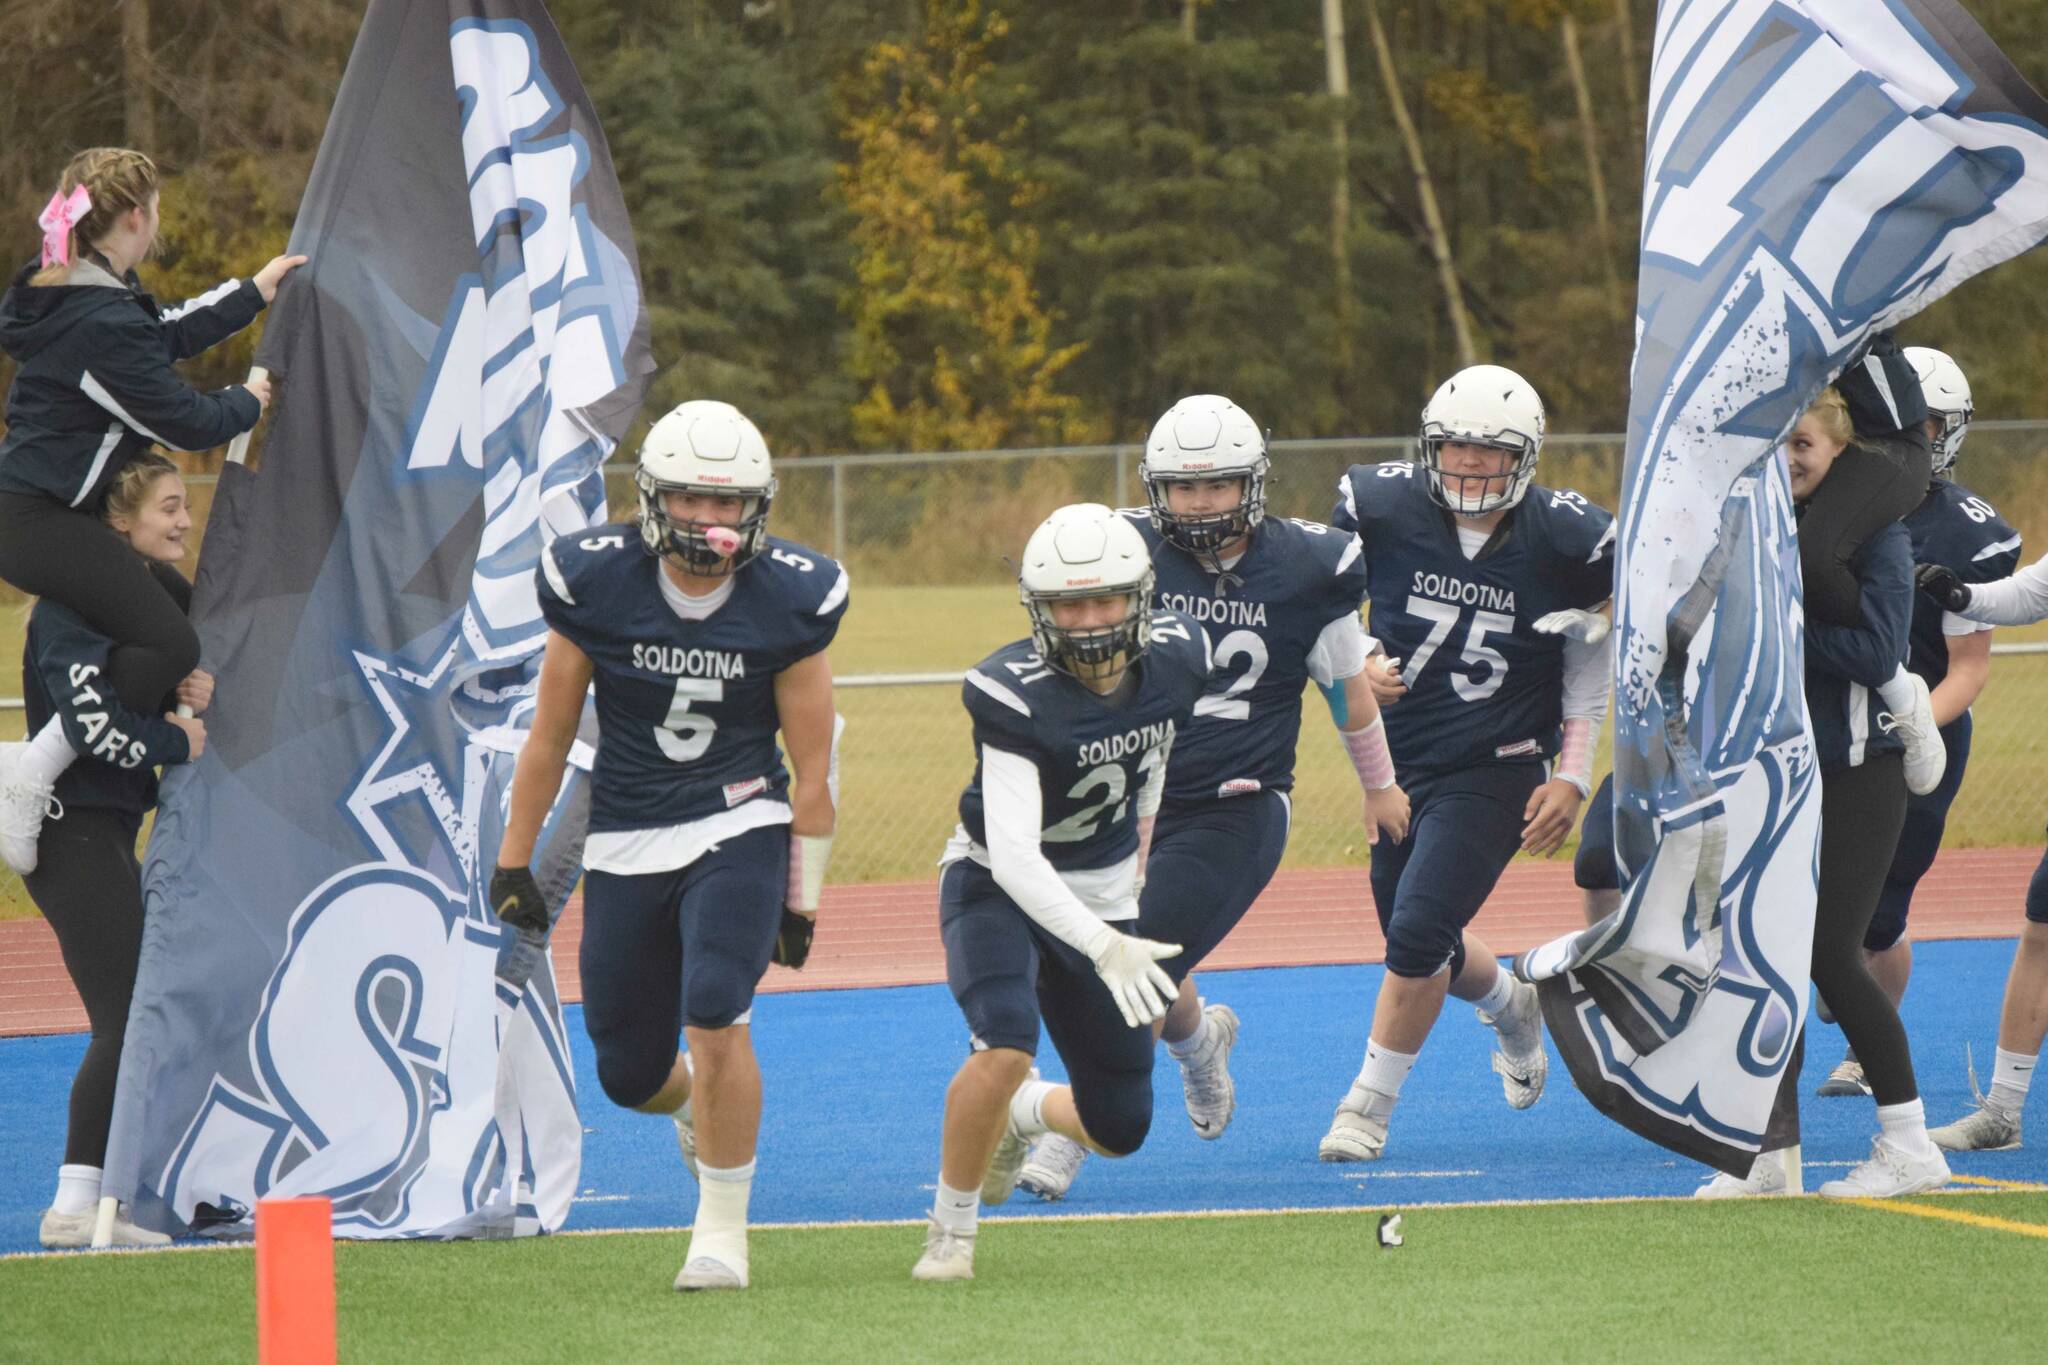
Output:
[1018, 503, 1156, 686]
[1140, 395, 1270, 566]
[1418, 365, 1545, 516]
[1904, 345, 1972, 478]
[633, 400, 777, 575]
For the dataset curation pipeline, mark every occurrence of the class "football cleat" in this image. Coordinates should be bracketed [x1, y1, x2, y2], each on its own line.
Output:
[1816, 1056, 1872, 1098]
[1177, 1002, 1241, 1138]
[981, 1072, 1036, 1206]
[1318, 1100, 1390, 1163]
[38, 1205, 170, 1249]
[1693, 1152, 1790, 1199]
[673, 1255, 747, 1291]
[1818, 1135, 1950, 1199]
[1929, 1103, 2022, 1153]
[1481, 977, 1548, 1110]
[673, 1103, 699, 1181]
[911, 1218, 976, 1282]
[1018, 1134, 1088, 1201]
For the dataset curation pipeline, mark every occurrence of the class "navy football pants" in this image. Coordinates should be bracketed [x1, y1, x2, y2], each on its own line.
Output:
[1369, 761, 1546, 979]
[1137, 789, 1291, 984]
[940, 859, 1155, 1156]
[579, 824, 787, 1109]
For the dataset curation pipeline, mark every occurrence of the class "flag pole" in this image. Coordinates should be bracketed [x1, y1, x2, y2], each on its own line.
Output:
[225, 367, 270, 466]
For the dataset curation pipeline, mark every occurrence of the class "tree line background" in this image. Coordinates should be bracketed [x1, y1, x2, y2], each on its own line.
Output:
[4, 0, 2048, 460]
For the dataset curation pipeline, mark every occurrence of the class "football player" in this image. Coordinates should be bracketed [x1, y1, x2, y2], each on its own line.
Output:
[1916, 525, 2048, 1153]
[492, 401, 846, 1292]
[1319, 364, 1615, 1163]
[1816, 347, 2019, 1099]
[1015, 395, 1407, 1201]
[912, 503, 1211, 1281]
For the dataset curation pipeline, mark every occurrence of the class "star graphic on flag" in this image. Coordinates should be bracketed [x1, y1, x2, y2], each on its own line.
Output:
[347, 636, 477, 878]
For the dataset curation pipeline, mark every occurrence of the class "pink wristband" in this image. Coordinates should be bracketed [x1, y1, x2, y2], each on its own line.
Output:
[1558, 717, 1595, 796]
[1343, 717, 1397, 791]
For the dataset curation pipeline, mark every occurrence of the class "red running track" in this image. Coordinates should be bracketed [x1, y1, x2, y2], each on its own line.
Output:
[2, 847, 2039, 1038]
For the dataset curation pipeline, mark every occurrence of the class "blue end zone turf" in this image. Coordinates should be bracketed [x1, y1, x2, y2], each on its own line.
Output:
[1, 938, 2037, 1253]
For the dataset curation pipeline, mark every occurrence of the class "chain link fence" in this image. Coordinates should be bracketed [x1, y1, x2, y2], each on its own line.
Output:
[6, 426, 2048, 911]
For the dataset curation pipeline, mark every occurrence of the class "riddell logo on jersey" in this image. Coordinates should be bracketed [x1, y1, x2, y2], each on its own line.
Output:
[1219, 778, 1262, 796]
[724, 776, 768, 807]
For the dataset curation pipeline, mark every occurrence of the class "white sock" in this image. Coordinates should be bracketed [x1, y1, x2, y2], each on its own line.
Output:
[1877, 1099, 1935, 1158]
[1166, 1002, 1211, 1059]
[1989, 1047, 2036, 1115]
[21, 720, 76, 788]
[1009, 1077, 1056, 1140]
[932, 1178, 979, 1236]
[1877, 665, 1918, 715]
[1473, 969, 1517, 1018]
[1349, 1039, 1419, 1119]
[53, 1164, 101, 1216]
[688, 1159, 754, 1269]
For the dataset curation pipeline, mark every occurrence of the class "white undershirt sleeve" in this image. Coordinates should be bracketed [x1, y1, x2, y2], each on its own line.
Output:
[1963, 553, 2048, 627]
[1306, 614, 1373, 687]
[1561, 631, 1612, 721]
[981, 746, 1113, 959]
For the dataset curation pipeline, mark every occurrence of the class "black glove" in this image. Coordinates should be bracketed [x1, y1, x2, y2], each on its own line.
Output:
[489, 864, 549, 936]
[1915, 562, 1972, 613]
[773, 908, 816, 970]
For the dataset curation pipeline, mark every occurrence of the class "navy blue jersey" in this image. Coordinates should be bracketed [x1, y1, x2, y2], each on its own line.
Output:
[1902, 479, 2020, 686]
[1804, 521, 1912, 773]
[21, 600, 190, 815]
[1332, 462, 1614, 775]
[956, 612, 1212, 872]
[1120, 510, 1367, 803]
[536, 528, 848, 834]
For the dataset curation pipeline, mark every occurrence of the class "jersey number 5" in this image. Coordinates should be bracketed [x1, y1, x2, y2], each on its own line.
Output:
[1402, 597, 1510, 702]
[655, 678, 721, 761]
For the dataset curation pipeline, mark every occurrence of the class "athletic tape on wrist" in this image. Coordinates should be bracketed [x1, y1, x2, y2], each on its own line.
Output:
[1343, 716, 1397, 791]
[1558, 716, 1598, 798]
[788, 832, 833, 912]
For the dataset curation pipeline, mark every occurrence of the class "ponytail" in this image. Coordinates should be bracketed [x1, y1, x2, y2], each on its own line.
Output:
[30, 148, 162, 287]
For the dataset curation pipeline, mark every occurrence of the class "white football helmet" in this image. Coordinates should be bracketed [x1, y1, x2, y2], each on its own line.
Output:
[1140, 394, 1270, 560]
[1019, 503, 1156, 678]
[1904, 346, 1973, 477]
[635, 400, 778, 574]
[1419, 364, 1545, 515]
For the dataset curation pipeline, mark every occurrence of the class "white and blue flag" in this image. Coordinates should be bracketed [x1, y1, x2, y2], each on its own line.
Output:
[103, 0, 653, 1238]
[1519, 0, 2048, 1173]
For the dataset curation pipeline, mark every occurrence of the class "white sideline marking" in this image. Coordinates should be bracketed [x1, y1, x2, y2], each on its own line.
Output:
[1338, 1170, 1485, 1181]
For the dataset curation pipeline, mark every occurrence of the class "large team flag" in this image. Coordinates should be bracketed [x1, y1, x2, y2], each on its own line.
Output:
[1520, 0, 2048, 1174]
[102, 0, 653, 1238]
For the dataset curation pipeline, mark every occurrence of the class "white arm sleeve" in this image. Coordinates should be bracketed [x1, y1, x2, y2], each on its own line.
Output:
[1136, 733, 1173, 820]
[1561, 631, 1612, 721]
[981, 746, 1113, 958]
[1306, 614, 1373, 687]
[1963, 553, 2048, 627]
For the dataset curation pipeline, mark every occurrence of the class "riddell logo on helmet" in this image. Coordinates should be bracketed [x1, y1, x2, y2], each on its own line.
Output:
[1065, 576, 1103, 587]
[1182, 461, 1214, 470]
[697, 474, 734, 484]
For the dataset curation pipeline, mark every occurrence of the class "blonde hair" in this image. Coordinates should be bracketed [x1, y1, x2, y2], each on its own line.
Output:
[101, 452, 181, 529]
[1803, 387, 1856, 447]
[31, 148, 162, 286]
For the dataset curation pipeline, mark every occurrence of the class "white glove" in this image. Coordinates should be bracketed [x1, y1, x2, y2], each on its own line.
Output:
[1086, 929, 1182, 1028]
[1532, 608, 1611, 644]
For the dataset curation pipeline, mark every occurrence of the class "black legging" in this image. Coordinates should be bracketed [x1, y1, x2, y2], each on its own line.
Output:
[22, 807, 146, 1167]
[1811, 751, 1916, 1104]
[0, 492, 199, 710]
[1797, 429, 1932, 627]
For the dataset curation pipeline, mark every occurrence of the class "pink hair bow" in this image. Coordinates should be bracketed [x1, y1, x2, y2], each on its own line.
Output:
[38, 186, 93, 268]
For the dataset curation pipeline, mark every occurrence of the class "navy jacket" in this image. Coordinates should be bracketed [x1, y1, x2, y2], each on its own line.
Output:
[1804, 521, 1912, 775]
[0, 259, 263, 507]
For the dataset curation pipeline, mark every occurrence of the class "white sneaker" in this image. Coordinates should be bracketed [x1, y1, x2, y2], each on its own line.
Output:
[1929, 1103, 2022, 1152]
[911, 1218, 976, 1282]
[1480, 977, 1547, 1110]
[673, 1104, 699, 1181]
[1816, 1056, 1872, 1097]
[1318, 1099, 1390, 1162]
[0, 742, 58, 876]
[982, 1071, 1035, 1206]
[1817, 1135, 1951, 1198]
[38, 1205, 170, 1249]
[673, 1254, 747, 1291]
[1176, 1002, 1241, 1139]
[1883, 673, 1946, 796]
[1692, 1152, 1790, 1199]
[1018, 1134, 1088, 1201]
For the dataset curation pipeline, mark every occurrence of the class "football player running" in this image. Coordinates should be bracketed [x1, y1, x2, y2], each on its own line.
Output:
[1319, 364, 1614, 1163]
[1015, 395, 1408, 1202]
[493, 401, 846, 1292]
[1915, 501, 2048, 1154]
[1815, 347, 2018, 1100]
[913, 504, 1212, 1282]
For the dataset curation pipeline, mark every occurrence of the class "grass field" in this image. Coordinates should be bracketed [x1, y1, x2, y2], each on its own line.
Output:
[6, 580, 2048, 917]
[3, 1192, 2045, 1361]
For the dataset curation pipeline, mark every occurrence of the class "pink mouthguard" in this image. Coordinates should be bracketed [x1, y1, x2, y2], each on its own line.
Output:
[703, 526, 743, 556]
